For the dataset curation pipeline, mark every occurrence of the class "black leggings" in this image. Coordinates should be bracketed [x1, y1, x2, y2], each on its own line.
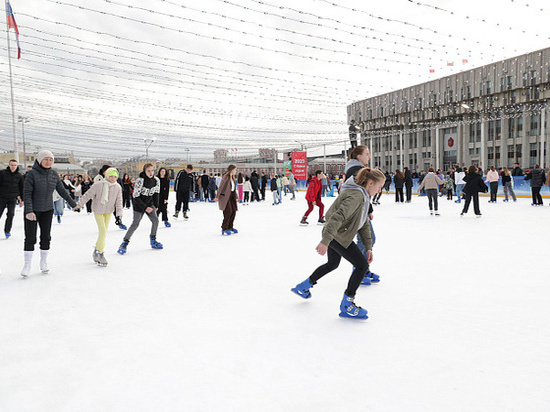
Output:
[462, 193, 481, 215]
[309, 240, 368, 297]
[490, 182, 498, 202]
[395, 188, 404, 202]
[158, 198, 168, 221]
[0, 198, 16, 233]
[532, 187, 543, 205]
[24, 209, 54, 251]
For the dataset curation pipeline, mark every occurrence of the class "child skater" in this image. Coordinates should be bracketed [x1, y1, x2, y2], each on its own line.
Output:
[118, 163, 163, 254]
[291, 168, 385, 319]
[300, 170, 324, 225]
[74, 168, 123, 266]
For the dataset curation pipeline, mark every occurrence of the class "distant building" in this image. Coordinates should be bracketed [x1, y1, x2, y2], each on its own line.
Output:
[348, 47, 550, 172]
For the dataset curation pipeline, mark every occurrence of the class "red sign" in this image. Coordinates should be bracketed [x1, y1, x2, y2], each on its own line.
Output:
[448, 137, 454, 148]
[292, 152, 307, 180]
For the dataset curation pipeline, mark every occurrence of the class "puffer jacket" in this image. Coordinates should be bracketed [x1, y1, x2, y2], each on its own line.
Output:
[524, 168, 546, 187]
[23, 160, 76, 214]
[0, 165, 24, 200]
[305, 177, 322, 202]
[132, 172, 160, 213]
[417, 172, 443, 191]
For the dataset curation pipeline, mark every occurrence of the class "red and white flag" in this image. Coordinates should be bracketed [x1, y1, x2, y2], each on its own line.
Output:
[6, 1, 21, 59]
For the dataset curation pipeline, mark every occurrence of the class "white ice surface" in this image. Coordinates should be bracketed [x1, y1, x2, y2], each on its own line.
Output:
[1, 192, 549, 411]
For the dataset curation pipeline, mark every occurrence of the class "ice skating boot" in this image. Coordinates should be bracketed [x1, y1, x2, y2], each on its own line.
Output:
[96, 251, 108, 267]
[360, 273, 371, 286]
[93, 248, 101, 264]
[229, 228, 238, 234]
[317, 216, 326, 225]
[173, 211, 179, 218]
[299, 217, 308, 226]
[221, 230, 232, 236]
[150, 236, 163, 249]
[164, 221, 171, 227]
[40, 249, 49, 274]
[5, 232, 10, 239]
[21, 251, 33, 278]
[365, 270, 380, 283]
[183, 211, 189, 220]
[57, 215, 61, 224]
[339, 293, 368, 319]
[118, 240, 129, 255]
[291, 278, 313, 299]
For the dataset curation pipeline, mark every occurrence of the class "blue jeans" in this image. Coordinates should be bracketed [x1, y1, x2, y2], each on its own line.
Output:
[456, 184, 465, 199]
[53, 198, 64, 216]
[356, 220, 375, 255]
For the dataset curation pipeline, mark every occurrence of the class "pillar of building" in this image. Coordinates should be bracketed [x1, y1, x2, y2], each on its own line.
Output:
[432, 126, 438, 170]
[499, 115, 509, 169]
[403, 128, 410, 168]
[521, 112, 530, 169]
[391, 132, 397, 171]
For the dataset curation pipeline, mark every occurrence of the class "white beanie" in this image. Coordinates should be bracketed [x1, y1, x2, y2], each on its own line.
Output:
[37, 150, 54, 164]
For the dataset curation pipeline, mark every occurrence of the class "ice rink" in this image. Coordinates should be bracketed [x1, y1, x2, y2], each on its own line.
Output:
[1, 190, 549, 411]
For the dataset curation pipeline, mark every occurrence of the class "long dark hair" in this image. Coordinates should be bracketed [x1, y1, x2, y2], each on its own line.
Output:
[225, 164, 237, 177]
[157, 167, 170, 181]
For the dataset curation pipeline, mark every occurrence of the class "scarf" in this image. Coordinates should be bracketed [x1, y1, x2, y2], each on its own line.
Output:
[101, 180, 118, 205]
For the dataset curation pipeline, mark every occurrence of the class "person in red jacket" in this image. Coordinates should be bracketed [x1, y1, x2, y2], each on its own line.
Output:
[300, 170, 325, 225]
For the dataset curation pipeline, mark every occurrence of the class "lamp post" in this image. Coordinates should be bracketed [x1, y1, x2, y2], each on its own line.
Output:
[144, 137, 156, 159]
[17, 116, 30, 169]
[184, 148, 190, 163]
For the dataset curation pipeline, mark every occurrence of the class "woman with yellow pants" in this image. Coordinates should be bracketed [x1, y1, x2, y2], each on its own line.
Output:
[74, 168, 123, 266]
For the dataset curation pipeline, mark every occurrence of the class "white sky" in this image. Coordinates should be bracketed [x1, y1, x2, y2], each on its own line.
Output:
[1, 0, 549, 161]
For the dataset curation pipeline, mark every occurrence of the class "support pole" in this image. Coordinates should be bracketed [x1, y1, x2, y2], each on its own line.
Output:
[540, 107, 546, 168]
[5, 1, 19, 162]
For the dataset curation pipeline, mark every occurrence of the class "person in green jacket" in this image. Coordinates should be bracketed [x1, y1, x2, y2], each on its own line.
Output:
[291, 168, 385, 319]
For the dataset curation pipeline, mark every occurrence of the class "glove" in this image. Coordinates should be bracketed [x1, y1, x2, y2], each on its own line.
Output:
[25, 212, 36, 221]
[115, 216, 122, 226]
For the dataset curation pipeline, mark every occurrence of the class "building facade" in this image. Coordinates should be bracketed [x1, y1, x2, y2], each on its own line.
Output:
[348, 47, 550, 172]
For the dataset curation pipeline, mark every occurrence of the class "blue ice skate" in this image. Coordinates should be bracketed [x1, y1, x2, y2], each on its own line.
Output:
[164, 221, 171, 227]
[117, 240, 129, 255]
[5, 232, 10, 239]
[339, 293, 368, 319]
[366, 270, 380, 283]
[118, 223, 127, 230]
[360, 275, 371, 286]
[222, 230, 232, 236]
[230, 228, 238, 234]
[291, 278, 313, 299]
[150, 237, 163, 249]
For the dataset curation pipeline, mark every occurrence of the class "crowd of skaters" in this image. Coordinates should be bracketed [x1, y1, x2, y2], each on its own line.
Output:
[2, 146, 550, 319]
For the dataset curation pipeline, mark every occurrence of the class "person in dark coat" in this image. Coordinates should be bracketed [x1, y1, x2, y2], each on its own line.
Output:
[0, 159, 24, 238]
[461, 165, 487, 217]
[511, 163, 523, 177]
[215, 165, 238, 235]
[200, 171, 210, 201]
[524, 164, 546, 206]
[157, 167, 171, 227]
[121, 173, 133, 209]
[260, 172, 268, 201]
[118, 163, 162, 254]
[404, 167, 413, 202]
[393, 170, 405, 202]
[207, 174, 217, 201]
[21, 150, 77, 277]
[174, 165, 193, 219]
[300, 170, 324, 225]
[250, 171, 260, 202]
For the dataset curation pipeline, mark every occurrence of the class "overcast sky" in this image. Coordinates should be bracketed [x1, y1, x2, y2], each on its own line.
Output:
[1, 0, 549, 161]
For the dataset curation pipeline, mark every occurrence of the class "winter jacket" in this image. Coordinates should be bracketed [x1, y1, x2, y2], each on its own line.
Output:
[321, 177, 372, 251]
[261, 175, 268, 188]
[270, 177, 278, 192]
[174, 170, 193, 192]
[159, 177, 170, 201]
[393, 175, 405, 189]
[463, 172, 487, 195]
[250, 172, 260, 190]
[524, 168, 546, 187]
[282, 176, 290, 186]
[501, 174, 511, 185]
[208, 177, 217, 191]
[485, 170, 500, 183]
[511, 166, 523, 176]
[217, 174, 237, 211]
[288, 174, 296, 186]
[243, 181, 252, 192]
[404, 170, 413, 188]
[132, 172, 160, 213]
[201, 174, 209, 190]
[417, 172, 443, 191]
[76, 180, 123, 216]
[455, 171, 466, 185]
[23, 160, 76, 214]
[305, 177, 322, 202]
[0, 165, 24, 200]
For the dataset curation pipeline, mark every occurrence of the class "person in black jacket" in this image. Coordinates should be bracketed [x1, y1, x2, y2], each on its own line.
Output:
[200, 171, 210, 201]
[0, 159, 24, 238]
[174, 165, 193, 219]
[157, 167, 171, 227]
[511, 163, 523, 177]
[260, 172, 268, 201]
[118, 163, 163, 254]
[21, 151, 77, 277]
[524, 164, 546, 206]
[121, 173, 133, 209]
[250, 171, 260, 202]
[393, 170, 405, 202]
[461, 165, 487, 217]
[404, 167, 413, 202]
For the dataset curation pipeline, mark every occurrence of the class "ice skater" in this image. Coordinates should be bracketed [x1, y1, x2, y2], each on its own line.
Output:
[461, 165, 487, 217]
[118, 163, 163, 254]
[21, 150, 77, 277]
[417, 168, 444, 216]
[300, 170, 324, 225]
[157, 167, 171, 227]
[0, 159, 24, 239]
[215, 164, 238, 235]
[74, 168, 123, 266]
[291, 168, 385, 319]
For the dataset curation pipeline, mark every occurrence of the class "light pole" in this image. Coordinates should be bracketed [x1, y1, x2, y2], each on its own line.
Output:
[184, 148, 190, 163]
[143, 137, 156, 159]
[18, 116, 30, 169]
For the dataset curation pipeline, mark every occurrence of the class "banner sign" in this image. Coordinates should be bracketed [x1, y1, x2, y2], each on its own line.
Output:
[292, 152, 307, 180]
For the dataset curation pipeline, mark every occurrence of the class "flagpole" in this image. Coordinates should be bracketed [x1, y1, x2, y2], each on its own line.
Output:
[5, 0, 19, 162]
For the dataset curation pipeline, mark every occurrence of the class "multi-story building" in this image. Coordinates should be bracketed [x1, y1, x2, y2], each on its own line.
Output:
[348, 47, 550, 172]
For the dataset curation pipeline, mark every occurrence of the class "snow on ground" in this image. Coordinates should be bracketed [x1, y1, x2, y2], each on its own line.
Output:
[1, 191, 549, 411]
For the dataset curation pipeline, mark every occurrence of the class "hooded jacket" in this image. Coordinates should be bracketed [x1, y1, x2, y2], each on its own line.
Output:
[76, 180, 123, 216]
[132, 172, 160, 213]
[0, 165, 24, 200]
[524, 168, 546, 187]
[417, 172, 443, 191]
[344, 159, 364, 182]
[23, 160, 76, 214]
[463, 172, 487, 195]
[305, 176, 322, 202]
[321, 176, 372, 251]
